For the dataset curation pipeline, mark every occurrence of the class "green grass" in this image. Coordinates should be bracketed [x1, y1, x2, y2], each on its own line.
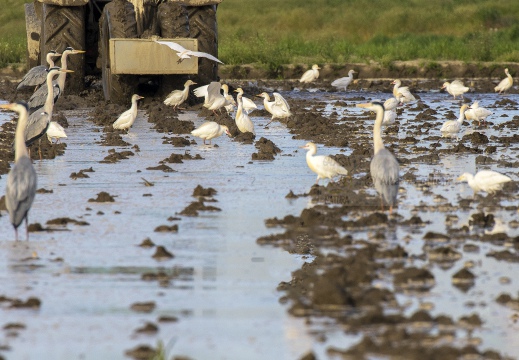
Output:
[1, 0, 519, 69]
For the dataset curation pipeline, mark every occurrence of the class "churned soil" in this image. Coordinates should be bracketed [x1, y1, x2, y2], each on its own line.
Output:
[1, 63, 518, 359]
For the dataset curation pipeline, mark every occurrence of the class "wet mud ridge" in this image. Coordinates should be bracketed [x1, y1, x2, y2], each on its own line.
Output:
[249, 80, 519, 359]
[0, 76, 519, 359]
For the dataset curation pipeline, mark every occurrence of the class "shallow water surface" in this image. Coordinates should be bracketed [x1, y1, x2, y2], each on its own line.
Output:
[0, 88, 519, 359]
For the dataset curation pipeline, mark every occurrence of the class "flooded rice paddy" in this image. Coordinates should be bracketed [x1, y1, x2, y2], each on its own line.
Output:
[0, 80, 518, 360]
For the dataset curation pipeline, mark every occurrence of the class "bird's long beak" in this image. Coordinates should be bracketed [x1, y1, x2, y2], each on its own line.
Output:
[0, 104, 14, 110]
[299, 145, 307, 149]
[73, 50, 86, 54]
[60, 69, 74, 73]
[356, 103, 370, 109]
[456, 175, 463, 181]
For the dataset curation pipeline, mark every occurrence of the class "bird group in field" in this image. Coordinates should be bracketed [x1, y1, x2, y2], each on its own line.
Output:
[1, 55, 515, 241]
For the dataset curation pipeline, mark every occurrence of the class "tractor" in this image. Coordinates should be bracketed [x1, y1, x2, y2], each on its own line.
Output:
[24, 0, 222, 103]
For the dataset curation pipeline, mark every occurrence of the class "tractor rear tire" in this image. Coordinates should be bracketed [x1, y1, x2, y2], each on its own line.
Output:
[99, 0, 138, 104]
[187, 5, 219, 84]
[40, 4, 85, 94]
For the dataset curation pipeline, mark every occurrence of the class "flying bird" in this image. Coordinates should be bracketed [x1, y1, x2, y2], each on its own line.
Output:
[155, 40, 223, 64]
[300, 142, 348, 185]
[194, 82, 229, 115]
[1, 102, 38, 241]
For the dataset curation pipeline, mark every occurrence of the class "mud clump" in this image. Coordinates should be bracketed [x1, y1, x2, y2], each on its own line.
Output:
[193, 185, 217, 197]
[152, 246, 174, 260]
[163, 136, 191, 147]
[234, 131, 255, 144]
[9, 297, 41, 309]
[252, 137, 281, 160]
[100, 149, 134, 163]
[469, 212, 495, 228]
[154, 224, 178, 232]
[46, 217, 89, 226]
[88, 192, 115, 203]
[146, 164, 175, 172]
[130, 301, 156, 313]
[180, 200, 221, 216]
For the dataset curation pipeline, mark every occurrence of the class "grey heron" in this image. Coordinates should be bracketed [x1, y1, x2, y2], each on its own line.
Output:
[25, 67, 73, 159]
[299, 64, 320, 83]
[357, 101, 399, 213]
[256, 92, 292, 127]
[112, 94, 144, 131]
[163, 80, 196, 110]
[191, 122, 230, 145]
[0, 102, 38, 241]
[16, 50, 61, 91]
[300, 142, 348, 185]
[155, 40, 223, 64]
[28, 47, 85, 112]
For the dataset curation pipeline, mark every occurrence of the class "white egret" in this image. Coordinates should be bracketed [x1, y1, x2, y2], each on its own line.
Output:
[191, 122, 230, 145]
[234, 89, 255, 135]
[47, 121, 67, 144]
[194, 82, 228, 115]
[357, 102, 399, 213]
[464, 101, 492, 126]
[163, 80, 196, 110]
[440, 104, 469, 140]
[331, 70, 356, 90]
[1, 102, 37, 241]
[300, 142, 348, 185]
[155, 40, 223, 64]
[391, 79, 416, 104]
[113, 94, 144, 131]
[457, 170, 512, 194]
[256, 92, 292, 126]
[495, 68, 513, 94]
[299, 64, 320, 83]
[442, 80, 469, 99]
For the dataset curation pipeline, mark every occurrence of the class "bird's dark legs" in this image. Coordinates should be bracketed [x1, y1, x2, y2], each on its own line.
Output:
[25, 216, 29, 241]
[14, 226, 19, 241]
[38, 139, 42, 161]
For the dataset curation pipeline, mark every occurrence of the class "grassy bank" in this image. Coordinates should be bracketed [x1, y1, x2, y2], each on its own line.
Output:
[1, 0, 519, 69]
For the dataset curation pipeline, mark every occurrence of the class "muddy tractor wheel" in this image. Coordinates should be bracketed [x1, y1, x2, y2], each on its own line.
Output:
[187, 5, 219, 84]
[40, 4, 85, 94]
[99, 0, 138, 104]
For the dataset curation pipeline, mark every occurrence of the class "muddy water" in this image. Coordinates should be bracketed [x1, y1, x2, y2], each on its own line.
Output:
[0, 107, 316, 359]
[0, 86, 519, 359]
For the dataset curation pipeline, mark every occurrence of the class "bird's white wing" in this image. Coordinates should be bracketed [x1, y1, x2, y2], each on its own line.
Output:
[190, 51, 224, 64]
[475, 170, 511, 184]
[331, 77, 351, 88]
[440, 120, 458, 133]
[273, 92, 290, 111]
[206, 82, 222, 104]
[384, 97, 399, 111]
[193, 84, 209, 98]
[155, 40, 186, 53]
[113, 109, 133, 128]
[242, 96, 257, 113]
[451, 80, 464, 86]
